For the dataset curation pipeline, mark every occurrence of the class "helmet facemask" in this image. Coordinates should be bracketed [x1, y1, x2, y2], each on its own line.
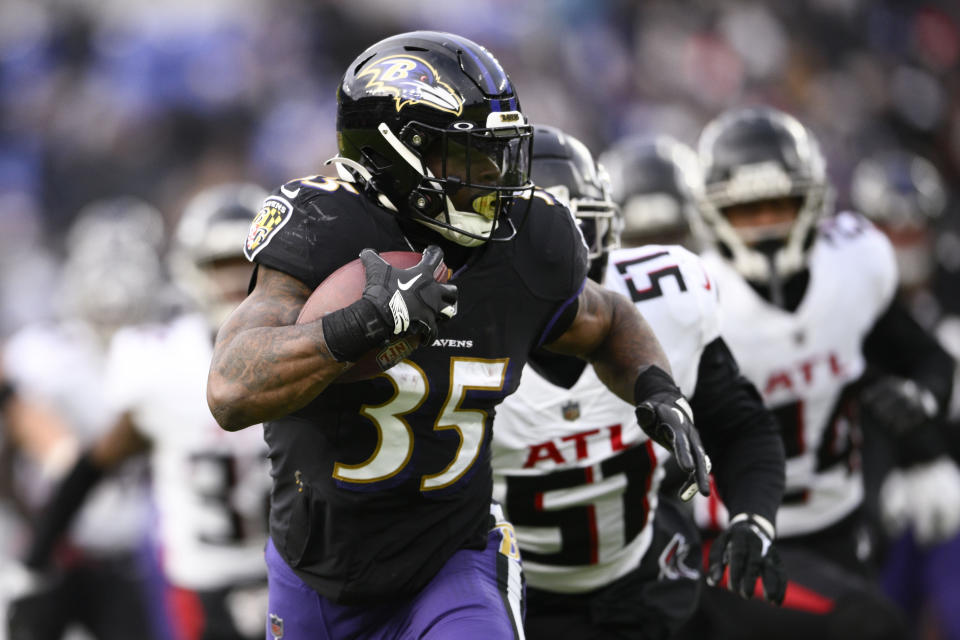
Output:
[372, 114, 534, 246]
[698, 109, 831, 290]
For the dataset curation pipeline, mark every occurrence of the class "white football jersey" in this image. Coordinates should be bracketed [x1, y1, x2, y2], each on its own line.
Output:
[698, 212, 897, 538]
[105, 313, 270, 590]
[3, 321, 151, 555]
[492, 245, 720, 592]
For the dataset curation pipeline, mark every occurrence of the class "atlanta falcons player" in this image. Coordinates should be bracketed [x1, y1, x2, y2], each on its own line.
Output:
[2, 197, 166, 640]
[491, 125, 786, 640]
[676, 107, 954, 640]
[17, 184, 272, 640]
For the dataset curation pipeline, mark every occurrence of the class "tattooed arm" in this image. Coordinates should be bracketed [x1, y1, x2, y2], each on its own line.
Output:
[207, 266, 352, 431]
[543, 279, 672, 404]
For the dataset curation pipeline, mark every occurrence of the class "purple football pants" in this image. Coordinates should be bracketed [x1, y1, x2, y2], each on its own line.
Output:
[264, 521, 525, 639]
[882, 529, 960, 639]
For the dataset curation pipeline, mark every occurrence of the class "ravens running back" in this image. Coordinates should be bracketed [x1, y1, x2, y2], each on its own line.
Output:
[208, 31, 709, 640]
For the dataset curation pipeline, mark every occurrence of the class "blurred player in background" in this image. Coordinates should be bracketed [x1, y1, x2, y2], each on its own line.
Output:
[599, 135, 703, 250]
[1, 198, 168, 640]
[851, 151, 960, 640]
[492, 125, 786, 640]
[675, 106, 955, 640]
[12, 184, 272, 640]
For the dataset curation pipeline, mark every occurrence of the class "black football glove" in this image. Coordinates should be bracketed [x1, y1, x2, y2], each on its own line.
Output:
[707, 513, 786, 605]
[861, 375, 938, 437]
[323, 245, 458, 362]
[634, 366, 711, 501]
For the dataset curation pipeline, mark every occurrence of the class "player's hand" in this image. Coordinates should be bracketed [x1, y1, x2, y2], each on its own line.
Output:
[707, 513, 786, 605]
[881, 457, 960, 545]
[862, 376, 938, 436]
[359, 246, 458, 344]
[635, 395, 710, 501]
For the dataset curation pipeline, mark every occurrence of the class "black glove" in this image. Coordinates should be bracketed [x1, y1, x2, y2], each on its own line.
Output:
[707, 513, 786, 605]
[634, 366, 711, 501]
[861, 375, 938, 437]
[323, 245, 458, 362]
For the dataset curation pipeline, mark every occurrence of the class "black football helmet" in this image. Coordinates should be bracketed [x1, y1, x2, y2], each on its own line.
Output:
[335, 31, 534, 247]
[170, 182, 267, 327]
[531, 124, 620, 282]
[599, 135, 701, 248]
[697, 106, 830, 282]
[60, 197, 168, 339]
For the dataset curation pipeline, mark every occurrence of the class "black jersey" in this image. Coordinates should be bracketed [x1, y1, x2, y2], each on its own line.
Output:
[245, 175, 588, 604]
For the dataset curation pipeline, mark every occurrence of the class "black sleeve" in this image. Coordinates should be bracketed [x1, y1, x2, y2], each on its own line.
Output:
[24, 452, 104, 569]
[690, 337, 786, 526]
[863, 298, 954, 415]
[862, 298, 955, 465]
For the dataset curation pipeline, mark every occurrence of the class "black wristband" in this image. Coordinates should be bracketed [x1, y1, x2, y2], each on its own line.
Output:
[0, 381, 15, 409]
[321, 299, 389, 362]
[633, 365, 682, 405]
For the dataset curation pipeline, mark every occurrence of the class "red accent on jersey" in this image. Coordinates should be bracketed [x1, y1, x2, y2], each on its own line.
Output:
[829, 352, 845, 376]
[562, 429, 600, 460]
[524, 441, 565, 468]
[764, 372, 794, 395]
[609, 424, 626, 452]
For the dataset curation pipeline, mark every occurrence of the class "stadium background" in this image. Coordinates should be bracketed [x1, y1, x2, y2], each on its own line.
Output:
[0, 0, 958, 338]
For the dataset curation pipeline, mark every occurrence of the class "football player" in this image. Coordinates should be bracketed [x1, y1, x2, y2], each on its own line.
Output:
[851, 150, 960, 639]
[676, 107, 955, 640]
[206, 31, 710, 640]
[598, 134, 702, 249]
[492, 125, 786, 640]
[1, 198, 166, 640]
[15, 185, 273, 640]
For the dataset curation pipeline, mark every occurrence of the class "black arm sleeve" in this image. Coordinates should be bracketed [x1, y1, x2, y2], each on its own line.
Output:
[24, 451, 104, 569]
[690, 337, 786, 525]
[862, 298, 955, 464]
[863, 298, 954, 414]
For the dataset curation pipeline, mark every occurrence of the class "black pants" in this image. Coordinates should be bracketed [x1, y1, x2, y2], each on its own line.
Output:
[524, 497, 702, 640]
[674, 510, 908, 640]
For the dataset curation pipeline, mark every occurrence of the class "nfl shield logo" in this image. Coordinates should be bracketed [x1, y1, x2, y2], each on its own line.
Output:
[269, 613, 284, 639]
[561, 401, 580, 421]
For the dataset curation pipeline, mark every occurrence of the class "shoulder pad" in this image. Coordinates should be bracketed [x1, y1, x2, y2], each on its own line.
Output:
[244, 176, 404, 289]
[605, 244, 721, 339]
[510, 195, 589, 301]
[819, 211, 897, 311]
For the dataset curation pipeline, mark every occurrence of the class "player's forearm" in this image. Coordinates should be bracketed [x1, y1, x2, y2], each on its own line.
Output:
[207, 321, 350, 430]
[586, 289, 673, 403]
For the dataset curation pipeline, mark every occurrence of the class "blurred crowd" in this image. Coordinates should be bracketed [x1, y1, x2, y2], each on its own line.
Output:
[1, 0, 959, 336]
[1, 1, 960, 639]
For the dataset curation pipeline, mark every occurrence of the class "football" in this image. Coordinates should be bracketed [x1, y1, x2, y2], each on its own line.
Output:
[297, 251, 450, 383]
